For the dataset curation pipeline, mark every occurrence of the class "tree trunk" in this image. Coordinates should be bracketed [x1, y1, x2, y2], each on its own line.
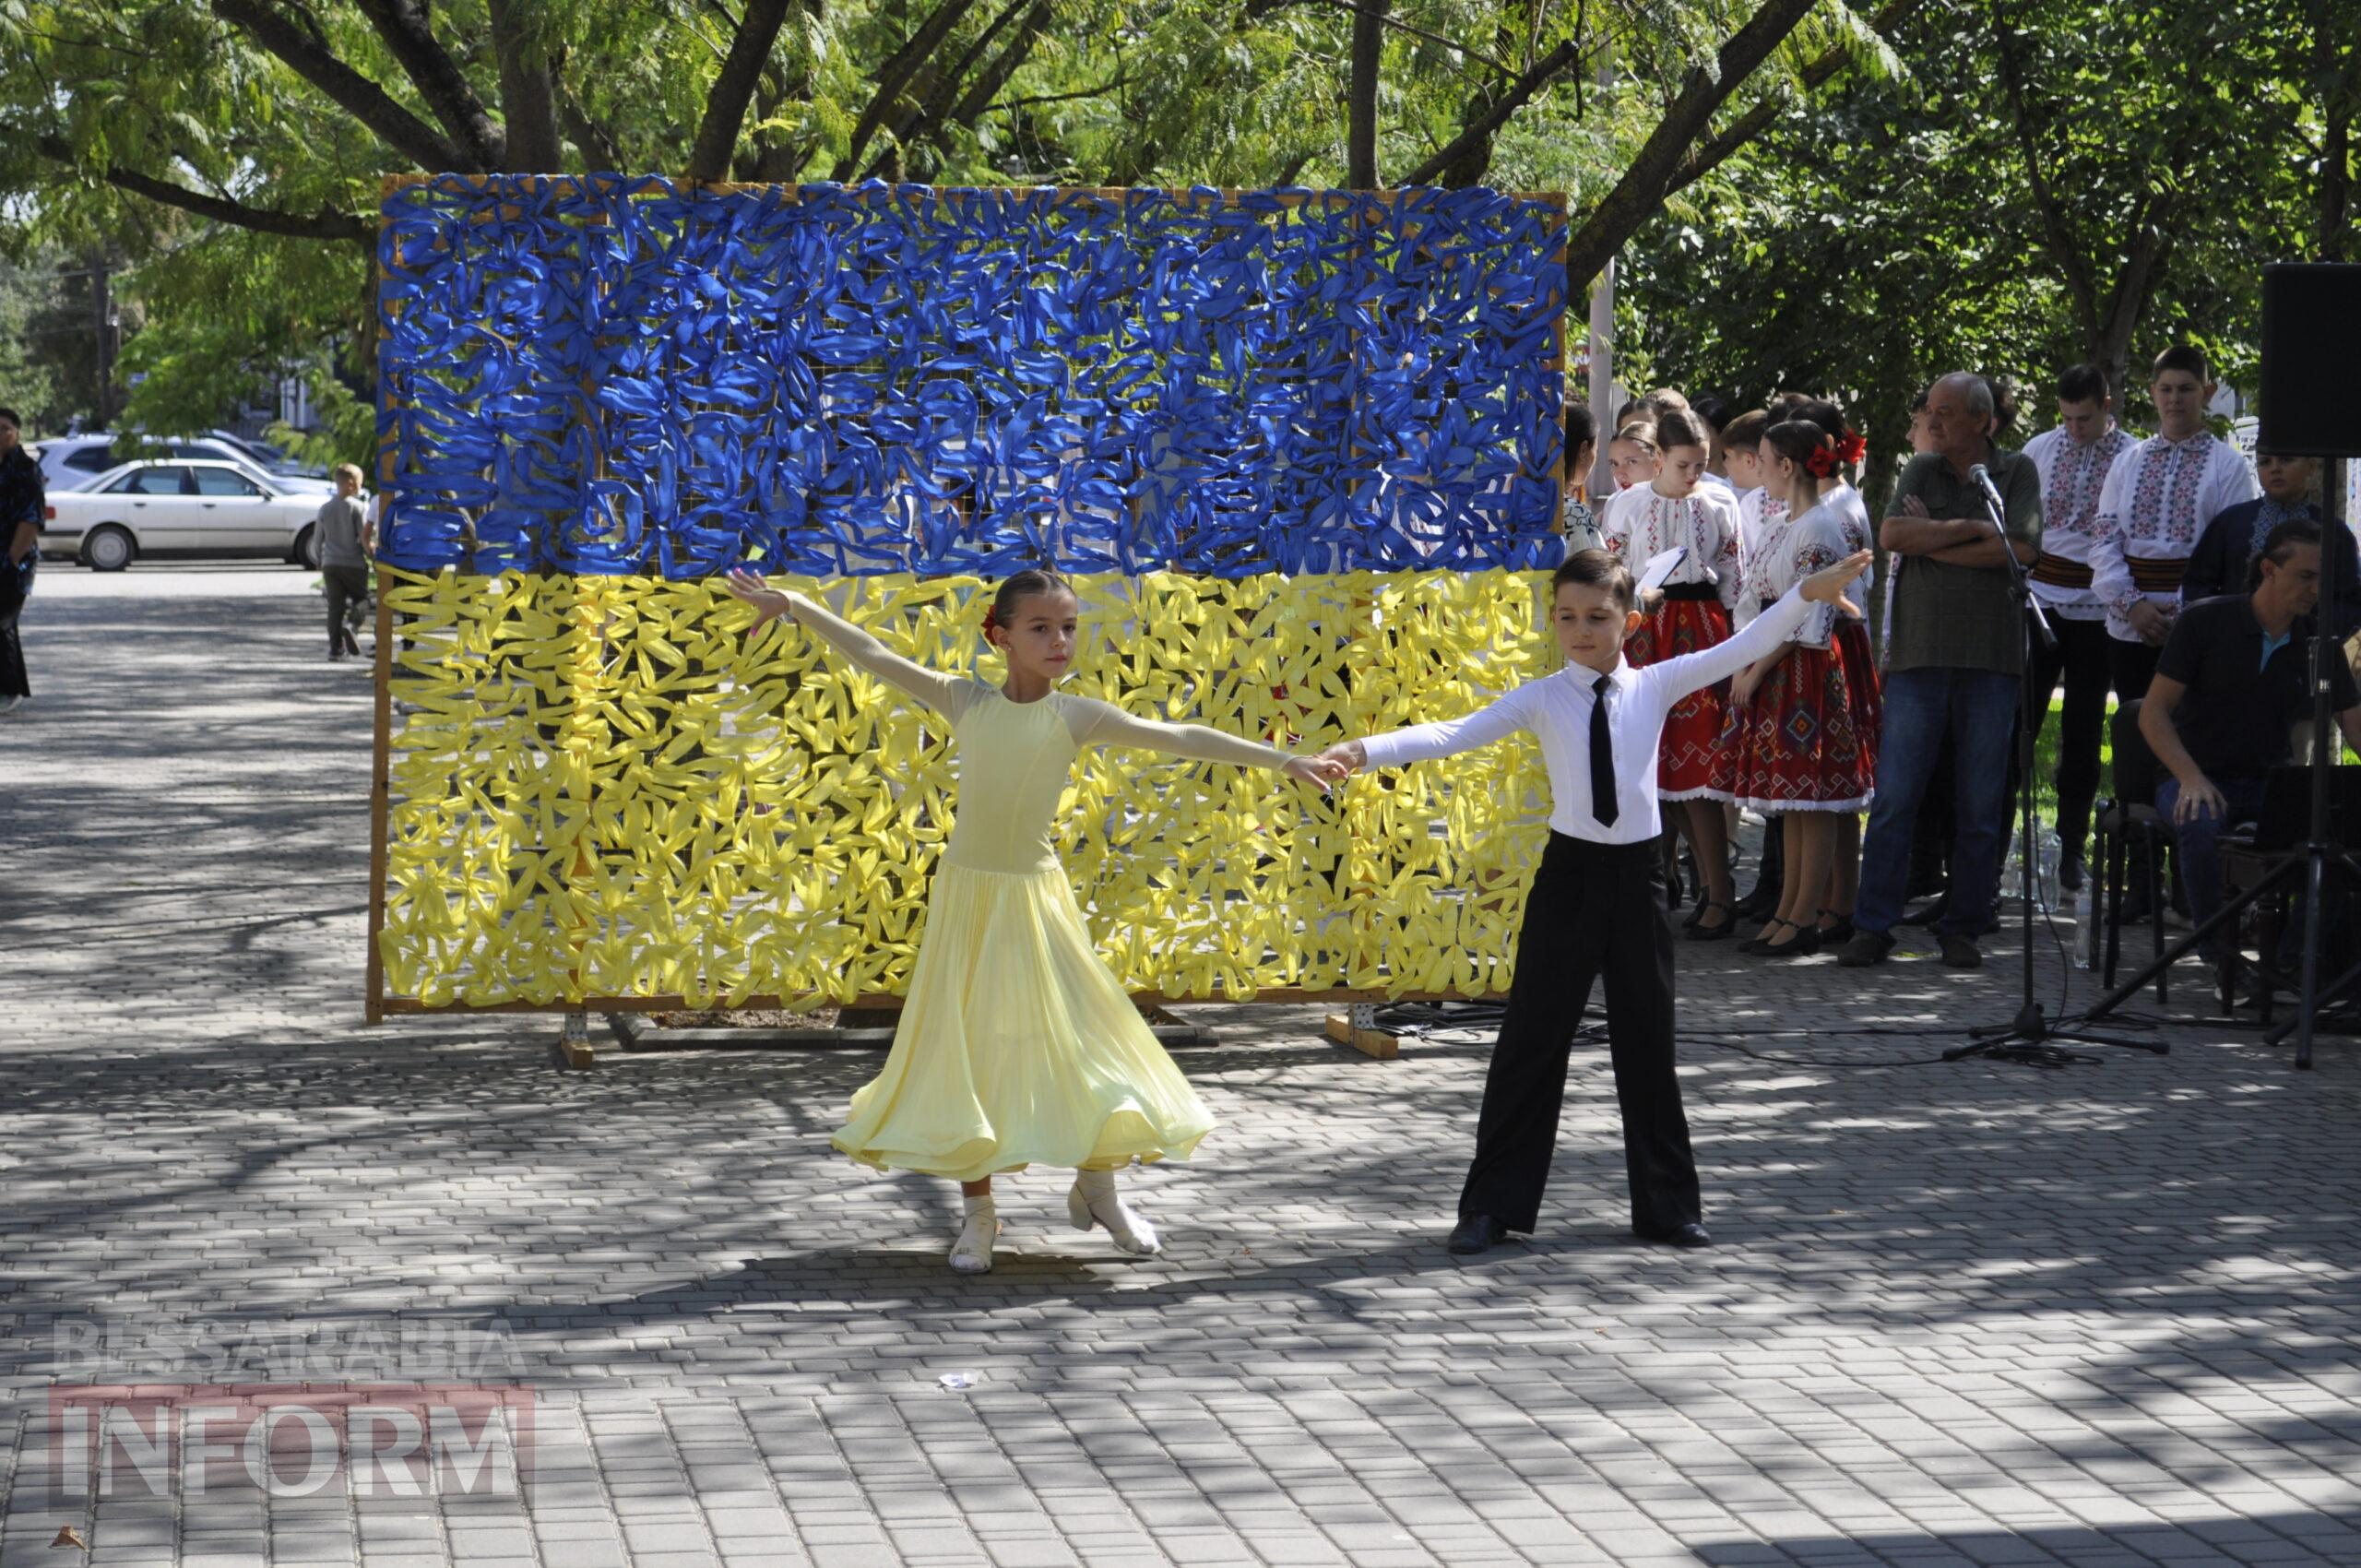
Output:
[832, 0, 983, 181]
[690, 0, 801, 182]
[1397, 40, 1577, 187]
[1560, 0, 1822, 290]
[488, 0, 565, 172]
[2325, 111, 2352, 261]
[2314, 0, 2355, 260]
[1432, 16, 1522, 189]
[354, 0, 508, 170]
[1347, 0, 1385, 188]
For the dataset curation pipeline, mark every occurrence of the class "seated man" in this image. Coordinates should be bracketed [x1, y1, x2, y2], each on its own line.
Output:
[2141, 518, 2361, 970]
[2182, 449, 2361, 636]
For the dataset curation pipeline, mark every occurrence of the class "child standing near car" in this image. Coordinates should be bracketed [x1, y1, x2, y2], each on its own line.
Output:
[315, 466, 372, 661]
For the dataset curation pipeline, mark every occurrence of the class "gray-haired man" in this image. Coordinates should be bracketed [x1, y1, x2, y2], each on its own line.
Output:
[1840, 373, 2044, 969]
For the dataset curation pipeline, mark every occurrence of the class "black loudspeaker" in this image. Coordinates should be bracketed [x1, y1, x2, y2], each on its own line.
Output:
[2259, 264, 2361, 457]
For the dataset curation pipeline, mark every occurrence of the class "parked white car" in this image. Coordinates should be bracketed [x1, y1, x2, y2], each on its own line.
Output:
[39, 434, 334, 495]
[40, 460, 356, 571]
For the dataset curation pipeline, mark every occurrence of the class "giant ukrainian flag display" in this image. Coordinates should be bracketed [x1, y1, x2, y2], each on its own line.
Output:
[371, 175, 1569, 1010]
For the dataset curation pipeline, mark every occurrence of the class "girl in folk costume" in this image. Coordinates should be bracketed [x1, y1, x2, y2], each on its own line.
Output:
[1606, 420, 1662, 493]
[1793, 400, 1882, 873]
[723, 566, 1343, 1274]
[1785, 394, 1879, 798]
[1560, 403, 1605, 554]
[1721, 409, 1786, 628]
[1600, 409, 1748, 938]
[1719, 403, 1795, 924]
[1711, 420, 1882, 956]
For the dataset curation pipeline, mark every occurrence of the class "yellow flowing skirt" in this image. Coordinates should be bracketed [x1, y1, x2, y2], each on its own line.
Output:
[831, 861, 1217, 1182]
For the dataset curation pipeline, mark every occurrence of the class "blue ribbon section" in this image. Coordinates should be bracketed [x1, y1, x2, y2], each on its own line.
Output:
[376, 177, 1567, 578]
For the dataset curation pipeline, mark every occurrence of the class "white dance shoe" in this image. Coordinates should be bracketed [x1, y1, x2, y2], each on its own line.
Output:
[1068, 1169, 1160, 1255]
[949, 1198, 999, 1274]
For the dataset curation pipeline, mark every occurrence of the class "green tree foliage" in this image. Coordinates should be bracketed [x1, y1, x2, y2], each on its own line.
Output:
[1624, 0, 2355, 483]
[1, 0, 1874, 452]
[0, 255, 96, 434]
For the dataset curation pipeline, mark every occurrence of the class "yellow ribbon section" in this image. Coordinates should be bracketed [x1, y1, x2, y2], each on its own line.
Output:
[377, 568, 1561, 1007]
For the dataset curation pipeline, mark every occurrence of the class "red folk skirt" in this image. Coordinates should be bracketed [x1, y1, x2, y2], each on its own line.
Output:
[1834, 617, 1882, 773]
[1708, 614, 1880, 812]
[1626, 587, 1732, 801]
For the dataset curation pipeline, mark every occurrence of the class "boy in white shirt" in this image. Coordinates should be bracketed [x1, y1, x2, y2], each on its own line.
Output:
[1319, 546, 1872, 1254]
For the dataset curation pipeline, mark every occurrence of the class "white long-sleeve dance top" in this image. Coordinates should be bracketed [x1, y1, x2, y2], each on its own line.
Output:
[1358, 585, 1821, 845]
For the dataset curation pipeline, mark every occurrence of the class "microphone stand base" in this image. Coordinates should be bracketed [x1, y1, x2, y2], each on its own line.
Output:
[1942, 1002, 2166, 1065]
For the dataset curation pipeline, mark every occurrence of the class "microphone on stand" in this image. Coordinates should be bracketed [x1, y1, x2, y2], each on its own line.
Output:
[1968, 460, 2053, 653]
[1967, 462, 2008, 517]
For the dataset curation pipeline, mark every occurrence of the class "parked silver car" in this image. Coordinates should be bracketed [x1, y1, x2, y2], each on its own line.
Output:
[40, 460, 355, 571]
[38, 434, 334, 495]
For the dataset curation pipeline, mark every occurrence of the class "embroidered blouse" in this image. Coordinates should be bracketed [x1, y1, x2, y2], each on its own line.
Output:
[1600, 483, 1744, 612]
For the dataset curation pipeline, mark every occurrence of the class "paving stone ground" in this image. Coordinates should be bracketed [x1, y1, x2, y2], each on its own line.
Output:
[4, 564, 2359, 1568]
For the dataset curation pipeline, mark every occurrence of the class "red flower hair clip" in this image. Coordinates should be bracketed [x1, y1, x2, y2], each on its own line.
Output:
[1805, 445, 1840, 479]
[1836, 428, 1868, 467]
[981, 605, 1001, 636]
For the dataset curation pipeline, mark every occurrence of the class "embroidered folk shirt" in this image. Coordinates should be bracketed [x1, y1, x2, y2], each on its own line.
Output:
[2021, 422, 2134, 622]
[2088, 430, 2260, 643]
[1600, 484, 1744, 612]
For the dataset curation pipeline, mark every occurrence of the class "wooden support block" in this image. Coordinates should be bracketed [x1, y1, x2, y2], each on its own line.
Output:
[1324, 1012, 1400, 1060]
[559, 1012, 597, 1070]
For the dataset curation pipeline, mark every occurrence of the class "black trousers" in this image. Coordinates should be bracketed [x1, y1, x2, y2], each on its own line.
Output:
[2108, 635, 2169, 887]
[2108, 636, 2161, 709]
[1460, 833, 1701, 1236]
[324, 565, 368, 655]
[2023, 616, 2115, 856]
[0, 555, 32, 698]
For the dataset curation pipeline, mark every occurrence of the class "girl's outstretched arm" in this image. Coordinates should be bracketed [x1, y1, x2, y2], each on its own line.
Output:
[1064, 698, 1344, 791]
[726, 569, 977, 719]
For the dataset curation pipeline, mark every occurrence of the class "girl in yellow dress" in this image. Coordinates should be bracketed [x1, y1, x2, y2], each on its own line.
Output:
[725, 565, 1343, 1273]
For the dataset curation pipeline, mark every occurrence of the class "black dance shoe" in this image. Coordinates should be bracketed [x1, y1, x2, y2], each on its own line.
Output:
[1448, 1214, 1508, 1254]
[1686, 899, 1738, 941]
[1634, 1222, 1713, 1247]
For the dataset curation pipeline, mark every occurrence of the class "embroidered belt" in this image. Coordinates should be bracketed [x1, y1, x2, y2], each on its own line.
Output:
[2127, 554, 2189, 593]
[1657, 580, 1721, 601]
[2030, 552, 2094, 590]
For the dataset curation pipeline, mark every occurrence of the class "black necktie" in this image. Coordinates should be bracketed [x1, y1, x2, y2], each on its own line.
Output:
[1589, 673, 1619, 828]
